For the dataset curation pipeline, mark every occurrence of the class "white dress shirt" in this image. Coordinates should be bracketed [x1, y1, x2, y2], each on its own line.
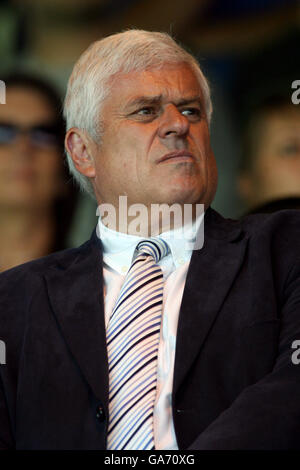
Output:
[98, 212, 204, 450]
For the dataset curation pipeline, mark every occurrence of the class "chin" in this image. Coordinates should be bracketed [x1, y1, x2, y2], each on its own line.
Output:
[158, 188, 205, 206]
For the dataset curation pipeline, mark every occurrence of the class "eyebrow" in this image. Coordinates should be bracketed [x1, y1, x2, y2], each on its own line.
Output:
[125, 94, 203, 109]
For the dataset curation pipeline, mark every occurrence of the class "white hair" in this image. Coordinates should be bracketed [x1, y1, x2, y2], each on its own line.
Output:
[63, 29, 213, 197]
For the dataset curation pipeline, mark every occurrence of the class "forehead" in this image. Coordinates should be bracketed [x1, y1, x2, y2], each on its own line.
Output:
[106, 63, 203, 108]
[260, 108, 300, 140]
[0, 86, 55, 125]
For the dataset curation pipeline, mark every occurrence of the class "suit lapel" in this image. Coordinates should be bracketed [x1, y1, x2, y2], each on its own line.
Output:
[44, 231, 108, 406]
[173, 208, 248, 395]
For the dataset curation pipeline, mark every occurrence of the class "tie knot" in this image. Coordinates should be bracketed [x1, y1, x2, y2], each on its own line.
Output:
[136, 238, 169, 263]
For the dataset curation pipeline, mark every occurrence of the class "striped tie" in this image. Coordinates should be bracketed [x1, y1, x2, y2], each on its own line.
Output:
[106, 238, 169, 450]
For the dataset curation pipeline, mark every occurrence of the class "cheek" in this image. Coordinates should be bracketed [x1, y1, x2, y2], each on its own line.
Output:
[257, 154, 295, 182]
[33, 151, 62, 179]
[29, 153, 62, 203]
[0, 150, 8, 173]
[0, 146, 17, 171]
[98, 123, 152, 186]
[254, 155, 276, 182]
[193, 125, 211, 153]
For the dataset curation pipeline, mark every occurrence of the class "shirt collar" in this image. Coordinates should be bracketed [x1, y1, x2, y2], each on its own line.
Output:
[98, 211, 204, 275]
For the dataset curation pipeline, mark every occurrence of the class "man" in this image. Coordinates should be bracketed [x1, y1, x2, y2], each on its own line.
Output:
[0, 30, 299, 450]
[238, 95, 300, 214]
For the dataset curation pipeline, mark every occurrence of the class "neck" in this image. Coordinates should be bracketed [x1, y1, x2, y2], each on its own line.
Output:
[99, 201, 205, 237]
[0, 206, 55, 272]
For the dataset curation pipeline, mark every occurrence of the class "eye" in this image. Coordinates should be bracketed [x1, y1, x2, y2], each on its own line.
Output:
[279, 142, 300, 157]
[136, 107, 156, 115]
[181, 107, 201, 117]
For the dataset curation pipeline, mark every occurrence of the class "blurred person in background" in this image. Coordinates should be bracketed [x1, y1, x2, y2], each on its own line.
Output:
[0, 73, 78, 272]
[238, 95, 300, 214]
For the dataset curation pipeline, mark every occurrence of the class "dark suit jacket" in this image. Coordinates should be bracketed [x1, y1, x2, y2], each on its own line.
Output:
[0, 208, 299, 450]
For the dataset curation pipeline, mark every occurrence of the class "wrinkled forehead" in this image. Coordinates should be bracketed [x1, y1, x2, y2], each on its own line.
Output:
[105, 63, 204, 109]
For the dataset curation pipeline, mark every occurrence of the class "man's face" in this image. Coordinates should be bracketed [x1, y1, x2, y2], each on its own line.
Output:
[90, 63, 217, 210]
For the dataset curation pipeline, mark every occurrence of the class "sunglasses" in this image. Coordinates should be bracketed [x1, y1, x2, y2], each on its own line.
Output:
[0, 122, 62, 148]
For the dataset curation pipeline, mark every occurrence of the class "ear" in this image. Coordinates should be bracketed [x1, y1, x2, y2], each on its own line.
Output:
[65, 128, 96, 178]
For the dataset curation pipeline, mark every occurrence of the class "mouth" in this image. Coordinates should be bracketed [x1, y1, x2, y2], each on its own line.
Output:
[157, 150, 195, 164]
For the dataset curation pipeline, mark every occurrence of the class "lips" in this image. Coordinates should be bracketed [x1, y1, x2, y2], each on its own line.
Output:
[157, 150, 195, 164]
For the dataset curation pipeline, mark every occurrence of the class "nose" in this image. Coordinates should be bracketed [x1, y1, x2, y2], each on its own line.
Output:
[158, 104, 189, 139]
[13, 132, 35, 157]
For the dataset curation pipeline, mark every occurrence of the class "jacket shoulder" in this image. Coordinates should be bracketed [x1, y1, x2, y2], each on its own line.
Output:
[0, 239, 92, 283]
[207, 207, 300, 243]
[240, 208, 300, 236]
[0, 238, 95, 325]
[240, 210, 300, 260]
[0, 238, 97, 363]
